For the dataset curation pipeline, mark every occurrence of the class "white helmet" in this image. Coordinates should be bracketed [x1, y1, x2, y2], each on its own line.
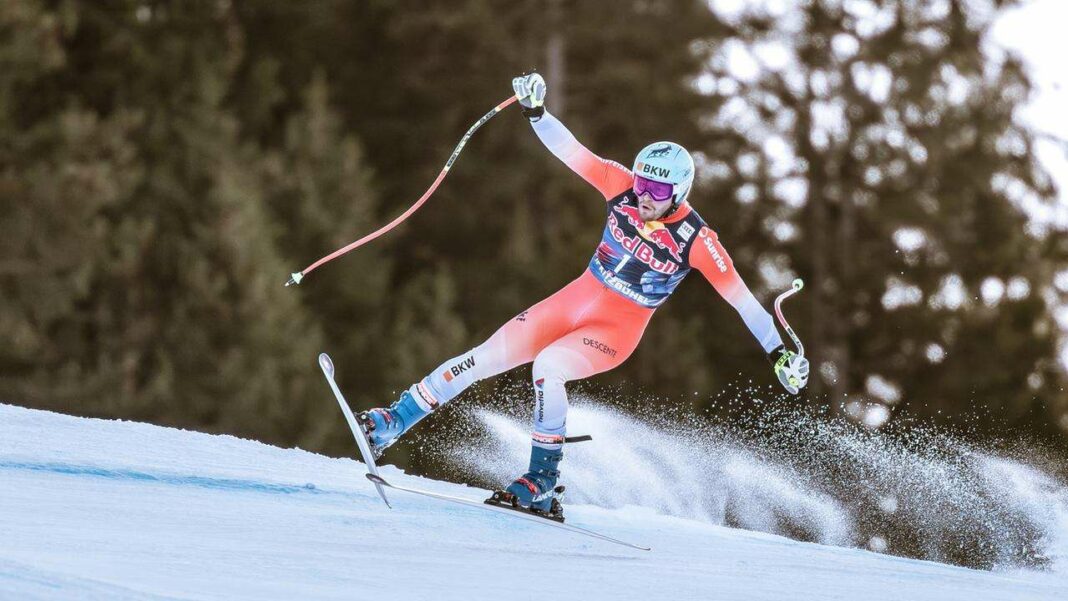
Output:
[632, 141, 695, 208]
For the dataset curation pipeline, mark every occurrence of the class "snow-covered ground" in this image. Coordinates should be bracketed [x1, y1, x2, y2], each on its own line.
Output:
[1, 403, 1064, 601]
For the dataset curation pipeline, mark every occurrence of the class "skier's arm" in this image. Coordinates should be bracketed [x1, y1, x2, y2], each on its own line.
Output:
[513, 73, 631, 200]
[529, 110, 633, 200]
[690, 226, 784, 353]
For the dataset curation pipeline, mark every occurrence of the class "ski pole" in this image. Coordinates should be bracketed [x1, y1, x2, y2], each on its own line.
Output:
[773, 278, 805, 357]
[285, 95, 519, 286]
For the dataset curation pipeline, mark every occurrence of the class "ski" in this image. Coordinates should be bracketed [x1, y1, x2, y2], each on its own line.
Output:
[318, 352, 391, 508]
[365, 473, 651, 552]
[320, 352, 647, 551]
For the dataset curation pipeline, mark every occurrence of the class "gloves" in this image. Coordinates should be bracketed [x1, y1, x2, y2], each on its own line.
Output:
[512, 72, 547, 121]
[768, 345, 810, 395]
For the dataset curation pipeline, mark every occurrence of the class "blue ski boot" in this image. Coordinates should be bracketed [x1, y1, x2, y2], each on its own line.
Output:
[358, 385, 436, 456]
[486, 445, 565, 521]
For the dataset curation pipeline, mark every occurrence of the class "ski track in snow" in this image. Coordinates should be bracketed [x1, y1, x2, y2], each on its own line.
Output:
[0, 403, 1065, 601]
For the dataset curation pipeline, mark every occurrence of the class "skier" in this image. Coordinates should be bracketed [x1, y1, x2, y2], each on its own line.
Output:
[359, 73, 809, 518]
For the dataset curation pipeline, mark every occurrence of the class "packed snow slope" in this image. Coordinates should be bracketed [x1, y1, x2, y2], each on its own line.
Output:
[0, 403, 1064, 601]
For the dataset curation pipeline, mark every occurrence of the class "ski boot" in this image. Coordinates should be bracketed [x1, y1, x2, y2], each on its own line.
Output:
[485, 445, 565, 522]
[358, 386, 435, 456]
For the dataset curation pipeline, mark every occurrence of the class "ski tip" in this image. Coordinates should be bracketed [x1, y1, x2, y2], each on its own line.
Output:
[318, 353, 334, 375]
[366, 473, 387, 486]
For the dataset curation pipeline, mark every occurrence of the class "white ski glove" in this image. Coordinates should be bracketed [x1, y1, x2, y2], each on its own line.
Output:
[512, 72, 547, 121]
[769, 345, 810, 395]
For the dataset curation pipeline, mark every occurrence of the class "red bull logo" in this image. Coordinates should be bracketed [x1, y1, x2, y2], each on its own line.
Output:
[613, 205, 684, 262]
[615, 204, 644, 229]
[646, 228, 683, 262]
[607, 214, 679, 275]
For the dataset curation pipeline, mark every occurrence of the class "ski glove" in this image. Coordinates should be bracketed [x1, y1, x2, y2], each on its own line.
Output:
[768, 345, 810, 395]
[512, 72, 547, 121]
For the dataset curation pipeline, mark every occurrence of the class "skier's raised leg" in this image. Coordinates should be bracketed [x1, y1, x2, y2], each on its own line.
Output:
[361, 274, 587, 453]
[361, 341, 509, 452]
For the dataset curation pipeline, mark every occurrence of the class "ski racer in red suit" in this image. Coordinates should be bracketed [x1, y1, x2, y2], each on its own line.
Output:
[360, 73, 810, 517]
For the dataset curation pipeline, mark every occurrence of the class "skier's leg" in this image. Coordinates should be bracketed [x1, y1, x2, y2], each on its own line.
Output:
[506, 295, 654, 511]
[364, 273, 605, 450]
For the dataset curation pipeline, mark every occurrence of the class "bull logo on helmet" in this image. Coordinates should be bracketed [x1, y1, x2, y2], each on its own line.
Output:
[646, 144, 672, 159]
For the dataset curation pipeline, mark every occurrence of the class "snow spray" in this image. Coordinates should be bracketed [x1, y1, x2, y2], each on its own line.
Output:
[428, 387, 1068, 573]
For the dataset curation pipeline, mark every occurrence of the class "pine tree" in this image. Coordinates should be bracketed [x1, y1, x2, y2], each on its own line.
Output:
[0, 0, 141, 409]
[695, 0, 1066, 433]
[259, 71, 393, 423]
[1, 1, 331, 449]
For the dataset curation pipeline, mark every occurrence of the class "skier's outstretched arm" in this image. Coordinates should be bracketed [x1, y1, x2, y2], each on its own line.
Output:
[690, 226, 783, 353]
[513, 73, 632, 200]
[529, 111, 632, 200]
[690, 225, 810, 393]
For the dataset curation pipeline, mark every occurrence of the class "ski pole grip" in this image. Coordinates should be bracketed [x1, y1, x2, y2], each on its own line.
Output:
[773, 278, 805, 358]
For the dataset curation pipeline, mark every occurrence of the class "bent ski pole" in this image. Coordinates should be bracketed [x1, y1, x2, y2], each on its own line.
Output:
[285, 95, 519, 286]
[773, 278, 805, 357]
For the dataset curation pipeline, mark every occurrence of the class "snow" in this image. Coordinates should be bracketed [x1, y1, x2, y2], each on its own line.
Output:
[929, 273, 969, 310]
[982, 276, 1006, 306]
[892, 227, 926, 253]
[772, 176, 807, 207]
[882, 277, 923, 310]
[864, 374, 902, 404]
[990, 0, 1068, 232]
[989, 0, 1068, 368]
[1, 403, 1065, 600]
[926, 342, 947, 363]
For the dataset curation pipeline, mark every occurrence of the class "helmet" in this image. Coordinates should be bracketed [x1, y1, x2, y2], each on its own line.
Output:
[632, 141, 695, 208]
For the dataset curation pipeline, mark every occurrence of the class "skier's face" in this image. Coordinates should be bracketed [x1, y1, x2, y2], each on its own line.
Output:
[637, 192, 673, 221]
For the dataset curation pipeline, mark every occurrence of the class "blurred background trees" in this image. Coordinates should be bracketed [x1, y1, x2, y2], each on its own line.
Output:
[1, 0, 1064, 469]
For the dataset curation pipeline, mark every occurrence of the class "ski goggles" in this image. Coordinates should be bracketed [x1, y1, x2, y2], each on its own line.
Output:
[633, 174, 675, 202]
